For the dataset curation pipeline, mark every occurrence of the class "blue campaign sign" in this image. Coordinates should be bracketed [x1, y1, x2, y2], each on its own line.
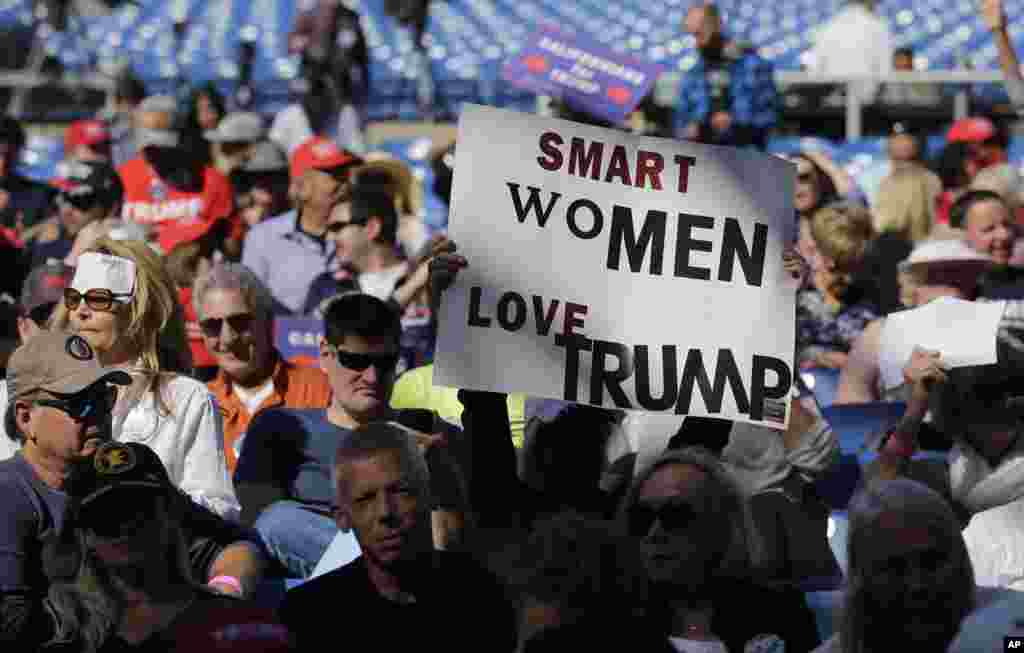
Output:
[502, 29, 664, 124]
[274, 317, 323, 367]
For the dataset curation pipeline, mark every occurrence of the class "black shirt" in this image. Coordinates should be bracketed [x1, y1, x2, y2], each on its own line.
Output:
[650, 578, 822, 653]
[280, 551, 516, 652]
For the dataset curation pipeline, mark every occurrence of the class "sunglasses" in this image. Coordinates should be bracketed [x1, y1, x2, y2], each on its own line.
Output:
[36, 385, 117, 422]
[796, 171, 815, 184]
[326, 345, 399, 372]
[82, 493, 162, 539]
[325, 219, 366, 235]
[199, 313, 256, 339]
[24, 301, 57, 325]
[64, 288, 131, 312]
[59, 191, 102, 212]
[627, 497, 699, 536]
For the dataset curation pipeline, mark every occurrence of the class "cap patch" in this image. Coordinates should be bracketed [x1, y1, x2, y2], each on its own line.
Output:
[94, 442, 136, 475]
[65, 335, 94, 361]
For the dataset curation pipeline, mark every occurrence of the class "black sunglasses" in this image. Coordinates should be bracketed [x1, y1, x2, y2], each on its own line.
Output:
[64, 288, 131, 312]
[36, 385, 117, 422]
[627, 497, 699, 536]
[325, 219, 366, 235]
[25, 300, 57, 325]
[796, 171, 815, 185]
[199, 313, 256, 339]
[82, 493, 162, 539]
[326, 345, 399, 372]
[59, 191, 102, 212]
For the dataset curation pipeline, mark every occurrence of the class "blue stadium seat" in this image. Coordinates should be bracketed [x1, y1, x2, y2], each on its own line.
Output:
[801, 367, 841, 410]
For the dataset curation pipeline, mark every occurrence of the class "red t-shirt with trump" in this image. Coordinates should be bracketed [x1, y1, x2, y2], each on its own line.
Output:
[119, 156, 235, 252]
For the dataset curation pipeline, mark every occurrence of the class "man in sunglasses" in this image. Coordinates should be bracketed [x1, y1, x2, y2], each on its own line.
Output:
[0, 261, 73, 460]
[234, 292, 467, 578]
[26, 160, 123, 267]
[195, 261, 332, 472]
[0, 331, 270, 649]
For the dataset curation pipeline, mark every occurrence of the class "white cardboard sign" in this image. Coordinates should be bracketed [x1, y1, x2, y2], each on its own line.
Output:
[434, 105, 798, 429]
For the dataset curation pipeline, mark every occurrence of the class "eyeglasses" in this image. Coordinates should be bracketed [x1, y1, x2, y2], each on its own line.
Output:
[82, 493, 163, 539]
[64, 288, 131, 312]
[36, 385, 117, 422]
[326, 344, 399, 373]
[796, 171, 815, 185]
[199, 313, 256, 339]
[627, 497, 699, 536]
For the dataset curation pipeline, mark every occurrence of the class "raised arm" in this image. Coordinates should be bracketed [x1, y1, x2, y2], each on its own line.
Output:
[982, 0, 1024, 109]
[836, 319, 884, 404]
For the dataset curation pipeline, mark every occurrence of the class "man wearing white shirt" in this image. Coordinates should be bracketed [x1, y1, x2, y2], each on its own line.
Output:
[809, 0, 893, 104]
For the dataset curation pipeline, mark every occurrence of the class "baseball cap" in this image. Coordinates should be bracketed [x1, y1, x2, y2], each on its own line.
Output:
[68, 441, 172, 509]
[7, 330, 131, 403]
[290, 136, 361, 180]
[64, 120, 112, 152]
[136, 128, 180, 150]
[242, 141, 287, 173]
[947, 117, 996, 144]
[136, 95, 178, 116]
[20, 260, 72, 317]
[52, 160, 124, 206]
[204, 112, 264, 144]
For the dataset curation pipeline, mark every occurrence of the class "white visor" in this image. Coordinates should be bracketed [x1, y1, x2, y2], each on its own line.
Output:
[71, 252, 136, 300]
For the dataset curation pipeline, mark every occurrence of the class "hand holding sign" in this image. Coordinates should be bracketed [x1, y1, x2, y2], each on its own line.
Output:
[903, 347, 947, 406]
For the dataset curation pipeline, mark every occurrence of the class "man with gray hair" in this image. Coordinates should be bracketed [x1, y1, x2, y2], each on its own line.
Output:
[279, 421, 513, 652]
[194, 261, 332, 472]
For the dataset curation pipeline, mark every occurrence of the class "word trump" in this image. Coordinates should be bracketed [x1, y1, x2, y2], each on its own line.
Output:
[464, 286, 791, 424]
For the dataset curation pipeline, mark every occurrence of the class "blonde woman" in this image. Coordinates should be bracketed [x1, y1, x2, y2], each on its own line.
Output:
[797, 204, 880, 369]
[50, 237, 239, 519]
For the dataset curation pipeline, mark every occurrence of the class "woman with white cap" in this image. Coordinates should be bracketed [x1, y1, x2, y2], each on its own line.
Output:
[49, 236, 239, 520]
[836, 239, 993, 404]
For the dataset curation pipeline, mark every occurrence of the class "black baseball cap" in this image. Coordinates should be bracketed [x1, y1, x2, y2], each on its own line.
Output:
[53, 160, 124, 208]
[67, 441, 173, 509]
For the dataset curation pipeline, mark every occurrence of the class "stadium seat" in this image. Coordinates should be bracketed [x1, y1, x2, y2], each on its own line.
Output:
[801, 367, 841, 410]
[820, 402, 907, 459]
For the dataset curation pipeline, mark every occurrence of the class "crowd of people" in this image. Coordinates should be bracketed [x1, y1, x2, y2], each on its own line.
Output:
[2, 0, 1024, 651]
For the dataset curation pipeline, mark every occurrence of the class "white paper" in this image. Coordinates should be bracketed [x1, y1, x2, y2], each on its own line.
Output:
[883, 297, 1005, 369]
[71, 252, 136, 298]
[433, 105, 798, 429]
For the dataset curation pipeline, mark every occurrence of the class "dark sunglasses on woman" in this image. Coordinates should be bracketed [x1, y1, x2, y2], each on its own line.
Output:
[627, 496, 700, 537]
[64, 288, 131, 312]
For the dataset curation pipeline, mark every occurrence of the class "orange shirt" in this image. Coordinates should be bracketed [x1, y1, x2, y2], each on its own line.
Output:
[118, 156, 236, 253]
[208, 353, 333, 472]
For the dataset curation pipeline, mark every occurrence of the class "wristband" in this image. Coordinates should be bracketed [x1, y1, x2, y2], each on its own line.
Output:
[208, 575, 243, 595]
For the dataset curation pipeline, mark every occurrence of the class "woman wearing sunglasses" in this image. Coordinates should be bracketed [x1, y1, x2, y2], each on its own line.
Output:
[617, 447, 820, 653]
[49, 237, 240, 520]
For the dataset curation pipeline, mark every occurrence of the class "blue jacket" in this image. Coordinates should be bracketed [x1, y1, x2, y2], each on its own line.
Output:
[674, 43, 778, 134]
